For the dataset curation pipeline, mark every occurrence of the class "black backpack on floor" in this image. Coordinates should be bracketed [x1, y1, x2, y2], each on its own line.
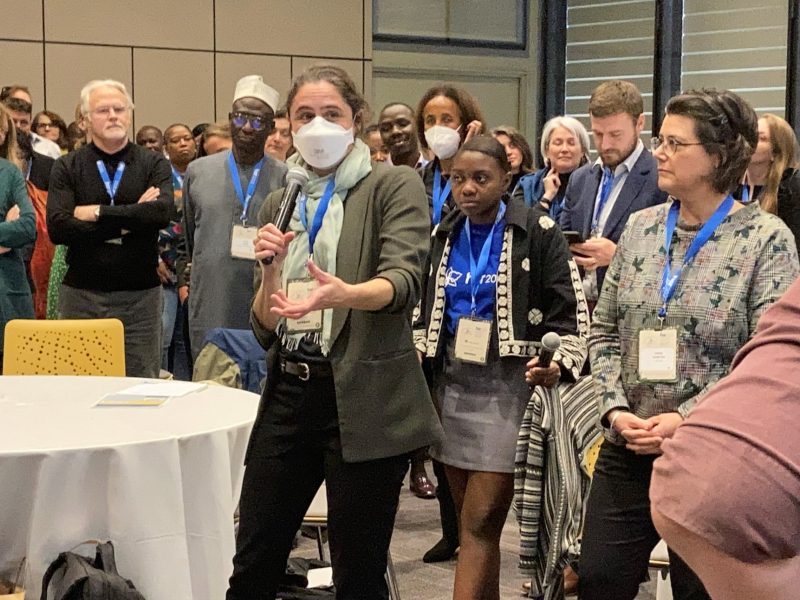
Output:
[41, 541, 144, 600]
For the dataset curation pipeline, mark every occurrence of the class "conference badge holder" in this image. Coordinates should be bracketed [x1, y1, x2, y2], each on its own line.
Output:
[454, 316, 492, 365]
[285, 278, 323, 334]
[230, 224, 258, 260]
[638, 327, 678, 382]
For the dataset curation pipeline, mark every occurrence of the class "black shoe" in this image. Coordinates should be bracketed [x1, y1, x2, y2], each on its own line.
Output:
[422, 537, 458, 563]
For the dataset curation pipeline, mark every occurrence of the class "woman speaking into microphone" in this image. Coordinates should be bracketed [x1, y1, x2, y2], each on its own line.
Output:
[227, 64, 442, 600]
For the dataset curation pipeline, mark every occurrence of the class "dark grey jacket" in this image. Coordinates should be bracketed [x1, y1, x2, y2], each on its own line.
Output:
[247, 162, 443, 463]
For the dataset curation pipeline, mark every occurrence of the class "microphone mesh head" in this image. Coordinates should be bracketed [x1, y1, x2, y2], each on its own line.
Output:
[541, 331, 561, 351]
[286, 166, 310, 187]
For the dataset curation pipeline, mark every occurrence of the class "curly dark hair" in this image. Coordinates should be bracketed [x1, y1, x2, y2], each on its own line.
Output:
[665, 89, 758, 194]
[415, 84, 485, 150]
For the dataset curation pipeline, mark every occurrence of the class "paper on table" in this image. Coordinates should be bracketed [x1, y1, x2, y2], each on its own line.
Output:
[306, 567, 333, 588]
[95, 381, 208, 407]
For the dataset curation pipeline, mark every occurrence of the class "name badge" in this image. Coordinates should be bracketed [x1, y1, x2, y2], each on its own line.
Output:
[454, 317, 492, 365]
[285, 278, 323, 334]
[638, 328, 678, 382]
[230, 224, 258, 260]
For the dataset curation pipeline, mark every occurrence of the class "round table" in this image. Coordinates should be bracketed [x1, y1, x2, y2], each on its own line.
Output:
[0, 376, 260, 600]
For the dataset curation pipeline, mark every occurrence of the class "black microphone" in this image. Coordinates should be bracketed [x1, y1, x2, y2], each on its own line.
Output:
[538, 331, 561, 368]
[261, 166, 310, 265]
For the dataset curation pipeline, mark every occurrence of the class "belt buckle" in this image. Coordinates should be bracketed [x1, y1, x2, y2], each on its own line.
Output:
[297, 362, 310, 381]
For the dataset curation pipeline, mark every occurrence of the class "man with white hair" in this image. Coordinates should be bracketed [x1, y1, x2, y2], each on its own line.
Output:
[182, 75, 286, 358]
[47, 79, 173, 377]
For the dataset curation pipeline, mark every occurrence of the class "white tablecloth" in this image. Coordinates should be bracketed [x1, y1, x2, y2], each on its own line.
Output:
[0, 376, 260, 600]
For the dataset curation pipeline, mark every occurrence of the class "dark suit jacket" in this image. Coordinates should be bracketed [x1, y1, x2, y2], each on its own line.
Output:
[559, 148, 667, 290]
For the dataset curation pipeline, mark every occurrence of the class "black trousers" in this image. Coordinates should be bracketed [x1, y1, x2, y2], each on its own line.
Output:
[432, 458, 459, 546]
[578, 442, 709, 600]
[226, 368, 408, 600]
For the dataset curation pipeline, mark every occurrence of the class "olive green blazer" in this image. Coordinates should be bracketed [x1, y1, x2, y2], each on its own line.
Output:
[247, 162, 443, 462]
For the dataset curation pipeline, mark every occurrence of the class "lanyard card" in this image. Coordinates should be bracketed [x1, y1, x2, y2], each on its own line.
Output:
[285, 278, 323, 334]
[638, 328, 678, 382]
[230, 224, 258, 260]
[454, 316, 492, 365]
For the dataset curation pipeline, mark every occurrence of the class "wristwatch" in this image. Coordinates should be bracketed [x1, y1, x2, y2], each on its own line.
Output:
[94, 206, 101, 221]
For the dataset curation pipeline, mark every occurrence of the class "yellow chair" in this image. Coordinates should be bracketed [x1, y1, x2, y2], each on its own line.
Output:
[3, 319, 125, 376]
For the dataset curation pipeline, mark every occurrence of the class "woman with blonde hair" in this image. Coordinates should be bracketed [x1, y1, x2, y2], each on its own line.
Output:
[738, 113, 800, 240]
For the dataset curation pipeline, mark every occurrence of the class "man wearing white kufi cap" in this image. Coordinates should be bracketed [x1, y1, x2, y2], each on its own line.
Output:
[182, 75, 287, 359]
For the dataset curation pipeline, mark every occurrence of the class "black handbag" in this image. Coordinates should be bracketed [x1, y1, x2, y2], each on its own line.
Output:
[40, 541, 144, 600]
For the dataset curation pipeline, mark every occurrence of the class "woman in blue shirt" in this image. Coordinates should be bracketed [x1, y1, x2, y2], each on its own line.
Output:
[415, 136, 587, 599]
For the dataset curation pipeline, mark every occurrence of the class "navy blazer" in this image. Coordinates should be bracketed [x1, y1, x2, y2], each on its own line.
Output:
[558, 148, 667, 291]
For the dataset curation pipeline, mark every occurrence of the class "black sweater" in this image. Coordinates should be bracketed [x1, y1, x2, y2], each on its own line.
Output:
[47, 142, 173, 291]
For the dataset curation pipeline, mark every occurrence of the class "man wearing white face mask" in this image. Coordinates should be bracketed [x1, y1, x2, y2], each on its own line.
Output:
[182, 75, 287, 359]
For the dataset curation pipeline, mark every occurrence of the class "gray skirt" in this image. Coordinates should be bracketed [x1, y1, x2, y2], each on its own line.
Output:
[431, 341, 531, 473]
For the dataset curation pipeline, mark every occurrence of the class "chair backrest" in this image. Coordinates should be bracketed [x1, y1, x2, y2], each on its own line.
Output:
[582, 435, 605, 479]
[3, 319, 126, 376]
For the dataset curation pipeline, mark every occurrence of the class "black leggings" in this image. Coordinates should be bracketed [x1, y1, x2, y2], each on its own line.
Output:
[226, 370, 408, 600]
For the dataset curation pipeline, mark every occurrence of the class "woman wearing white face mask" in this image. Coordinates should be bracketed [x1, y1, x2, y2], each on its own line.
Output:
[416, 85, 486, 227]
[228, 65, 442, 600]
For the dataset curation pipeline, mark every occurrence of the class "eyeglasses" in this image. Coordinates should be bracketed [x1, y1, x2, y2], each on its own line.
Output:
[35, 122, 54, 131]
[92, 105, 128, 117]
[229, 112, 271, 131]
[650, 136, 704, 157]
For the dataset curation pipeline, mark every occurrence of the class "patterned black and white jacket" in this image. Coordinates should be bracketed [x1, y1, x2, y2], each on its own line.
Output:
[414, 196, 590, 381]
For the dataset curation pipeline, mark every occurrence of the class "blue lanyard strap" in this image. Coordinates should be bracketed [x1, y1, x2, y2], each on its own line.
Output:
[432, 167, 451, 226]
[171, 167, 184, 190]
[463, 202, 506, 315]
[299, 177, 337, 256]
[227, 153, 265, 225]
[96, 160, 125, 205]
[659, 195, 734, 318]
[591, 166, 615, 235]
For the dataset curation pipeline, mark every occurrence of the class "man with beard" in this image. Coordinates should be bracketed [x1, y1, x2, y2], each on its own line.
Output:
[378, 102, 429, 170]
[559, 80, 666, 300]
[182, 75, 286, 358]
[47, 79, 172, 377]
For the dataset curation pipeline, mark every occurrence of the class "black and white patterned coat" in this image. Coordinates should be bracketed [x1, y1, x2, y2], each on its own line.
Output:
[414, 196, 590, 381]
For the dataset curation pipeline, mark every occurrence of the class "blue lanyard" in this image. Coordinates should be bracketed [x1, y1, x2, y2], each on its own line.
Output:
[432, 167, 451, 226]
[96, 160, 125, 205]
[463, 202, 506, 315]
[171, 167, 183, 190]
[227, 153, 264, 225]
[591, 166, 615, 235]
[659, 195, 734, 319]
[299, 177, 337, 256]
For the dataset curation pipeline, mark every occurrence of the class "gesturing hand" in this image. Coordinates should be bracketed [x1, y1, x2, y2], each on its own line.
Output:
[542, 168, 561, 201]
[270, 259, 350, 319]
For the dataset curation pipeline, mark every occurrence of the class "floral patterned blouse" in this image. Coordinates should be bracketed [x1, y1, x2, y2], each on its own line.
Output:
[589, 200, 799, 441]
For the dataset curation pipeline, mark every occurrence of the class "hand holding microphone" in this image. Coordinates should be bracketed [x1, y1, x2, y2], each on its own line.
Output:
[256, 166, 310, 266]
[525, 332, 562, 388]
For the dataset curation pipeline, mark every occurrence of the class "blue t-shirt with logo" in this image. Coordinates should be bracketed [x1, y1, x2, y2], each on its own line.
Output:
[443, 218, 505, 336]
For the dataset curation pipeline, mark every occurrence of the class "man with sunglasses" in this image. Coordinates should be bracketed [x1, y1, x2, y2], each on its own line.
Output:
[182, 75, 286, 359]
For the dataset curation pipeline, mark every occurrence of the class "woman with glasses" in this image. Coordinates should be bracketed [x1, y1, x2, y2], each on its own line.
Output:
[578, 89, 800, 600]
[32, 110, 69, 153]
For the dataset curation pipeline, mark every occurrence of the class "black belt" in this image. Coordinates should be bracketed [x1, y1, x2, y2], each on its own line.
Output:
[279, 357, 333, 381]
